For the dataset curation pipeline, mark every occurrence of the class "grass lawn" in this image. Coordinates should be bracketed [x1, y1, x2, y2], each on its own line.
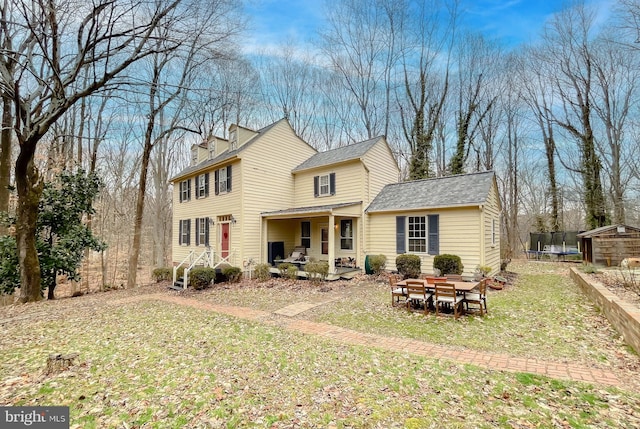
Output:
[1, 261, 639, 428]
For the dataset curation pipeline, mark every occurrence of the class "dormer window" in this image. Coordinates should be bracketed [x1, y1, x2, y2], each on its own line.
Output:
[229, 130, 237, 150]
[208, 140, 216, 159]
[191, 147, 198, 166]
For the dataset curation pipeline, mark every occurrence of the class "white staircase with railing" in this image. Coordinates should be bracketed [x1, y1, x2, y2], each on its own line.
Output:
[170, 248, 237, 290]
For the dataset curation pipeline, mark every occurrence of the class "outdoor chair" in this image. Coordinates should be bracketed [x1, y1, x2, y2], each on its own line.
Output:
[281, 246, 306, 263]
[405, 280, 433, 315]
[464, 278, 488, 316]
[434, 282, 464, 319]
[389, 275, 406, 307]
[422, 275, 448, 284]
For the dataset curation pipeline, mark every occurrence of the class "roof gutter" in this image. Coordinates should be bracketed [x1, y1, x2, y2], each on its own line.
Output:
[170, 155, 239, 183]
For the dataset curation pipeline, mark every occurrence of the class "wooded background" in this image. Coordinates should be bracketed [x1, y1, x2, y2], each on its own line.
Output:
[1, 0, 639, 294]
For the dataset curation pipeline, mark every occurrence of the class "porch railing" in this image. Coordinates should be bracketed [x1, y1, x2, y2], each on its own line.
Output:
[173, 248, 237, 289]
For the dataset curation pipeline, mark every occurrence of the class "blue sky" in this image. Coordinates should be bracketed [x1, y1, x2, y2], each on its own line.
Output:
[242, 0, 614, 54]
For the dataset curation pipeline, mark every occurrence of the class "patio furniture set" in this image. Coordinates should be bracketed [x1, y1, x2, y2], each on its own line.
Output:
[390, 275, 488, 319]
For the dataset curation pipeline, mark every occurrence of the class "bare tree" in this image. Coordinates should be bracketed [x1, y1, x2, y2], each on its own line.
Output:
[399, 0, 455, 180]
[517, 47, 561, 231]
[541, 4, 608, 229]
[591, 35, 638, 224]
[0, 0, 184, 303]
[319, 0, 403, 139]
[126, 0, 241, 288]
[448, 33, 499, 175]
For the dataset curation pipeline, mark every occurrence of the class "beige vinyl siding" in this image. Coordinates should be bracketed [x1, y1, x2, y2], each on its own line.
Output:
[172, 160, 243, 266]
[293, 161, 366, 207]
[241, 121, 317, 264]
[367, 207, 483, 277]
[361, 138, 400, 204]
[236, 126, 258, 147]
[481, 180, 501, 274]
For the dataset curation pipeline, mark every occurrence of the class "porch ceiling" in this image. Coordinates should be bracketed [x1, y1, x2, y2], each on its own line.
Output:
[261, 201, 362, 219]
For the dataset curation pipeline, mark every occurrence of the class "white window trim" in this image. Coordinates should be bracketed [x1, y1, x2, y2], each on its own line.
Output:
[219, 166, 228, 193]
[340, 219, 354, 251]
[197, 218, 207, 246]
[180, 219, 189, 245]
[492, 218, 496, 247]
[197, 174, 206, 198]
[319, 174, 330, 196]
[180, 181, 189, 202]
[408, 216, 427, 253]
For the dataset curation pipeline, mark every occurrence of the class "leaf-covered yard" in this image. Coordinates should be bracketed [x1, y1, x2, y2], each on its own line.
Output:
[1, 261, 639, 428]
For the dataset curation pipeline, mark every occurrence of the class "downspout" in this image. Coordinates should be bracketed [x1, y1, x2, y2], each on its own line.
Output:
[479, 204, 485, 267]
[362, 164, 370, 266]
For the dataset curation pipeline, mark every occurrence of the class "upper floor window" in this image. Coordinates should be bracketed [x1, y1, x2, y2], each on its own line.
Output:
[195, 173, 209, 199]
[179, 179, 191, 202]
[314, 173, 336, 197]
[215, 165, 232, 195]
[190, 147, 198, 166]
[229, 130, 237, 150]
[340, 219, 353, 250]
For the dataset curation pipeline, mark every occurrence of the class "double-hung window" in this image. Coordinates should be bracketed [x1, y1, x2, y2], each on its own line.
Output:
[301, 222, 311, 249]
[314, 173, 335, 197]
[195, 217, 209, 246]
[195, 173, 209, 199]
[408, 216, 427, 253]
[319, 175, 330, 196]
[179, 180, 191, 202]
[179, 219, 191, 245]
[219, 167, 228, 193]
[215, 165, 232, 194]
[340, 219, 353, 250]
[396, 215, 439, 255]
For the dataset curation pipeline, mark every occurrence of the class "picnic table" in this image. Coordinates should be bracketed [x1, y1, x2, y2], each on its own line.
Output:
[396, 279, 480, 293]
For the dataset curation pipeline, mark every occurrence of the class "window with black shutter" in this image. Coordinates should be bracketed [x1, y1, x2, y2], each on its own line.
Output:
[314, 173, 334, 197]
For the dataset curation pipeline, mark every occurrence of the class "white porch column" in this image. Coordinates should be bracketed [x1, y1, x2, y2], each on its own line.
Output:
[261, 216, 268, 265]
[328, 214, 336, 273]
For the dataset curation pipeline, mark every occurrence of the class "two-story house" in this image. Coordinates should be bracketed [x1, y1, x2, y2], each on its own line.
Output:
[170, 118, 501, 285]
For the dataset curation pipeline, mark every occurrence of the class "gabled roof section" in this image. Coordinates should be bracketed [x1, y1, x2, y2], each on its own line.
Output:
[366, 171, 495, 213]
[170, 118, 296, 182]
[292, 136, 383, 173]
[577, 224, 640, 237]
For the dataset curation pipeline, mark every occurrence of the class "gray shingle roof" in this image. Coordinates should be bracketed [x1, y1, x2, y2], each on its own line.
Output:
[366, 171, 495, 212]
[170, 119, 286, 182]
[262, 201, 362, 217]
[292, 136, 382, 172]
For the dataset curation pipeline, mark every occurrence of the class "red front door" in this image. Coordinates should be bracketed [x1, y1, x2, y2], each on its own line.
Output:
[221, 223, 230, 258]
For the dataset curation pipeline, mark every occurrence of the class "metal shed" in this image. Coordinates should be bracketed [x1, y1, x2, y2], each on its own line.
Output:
[577, 224, 640, 266]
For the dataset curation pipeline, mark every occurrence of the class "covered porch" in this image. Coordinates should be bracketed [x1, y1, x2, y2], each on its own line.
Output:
[261, 202, 363, 279]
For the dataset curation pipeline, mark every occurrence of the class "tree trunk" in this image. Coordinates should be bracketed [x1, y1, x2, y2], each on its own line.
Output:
[15, 142, 44, 303]
[0, 96, 12, 232]
[126, 126, 153, 289]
